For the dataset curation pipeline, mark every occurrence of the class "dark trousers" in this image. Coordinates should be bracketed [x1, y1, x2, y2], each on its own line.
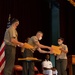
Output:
[3, 45, 16, 75]
[22, 49, 34, 75]
[56, 59, 67, 75]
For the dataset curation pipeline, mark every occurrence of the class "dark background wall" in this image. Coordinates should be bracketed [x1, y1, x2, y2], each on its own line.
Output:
[58, 0, 75, 55]
[0, 0, 51, 44]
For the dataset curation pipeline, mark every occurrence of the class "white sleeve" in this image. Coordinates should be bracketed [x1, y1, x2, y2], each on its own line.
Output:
[42, 61, 47, 68]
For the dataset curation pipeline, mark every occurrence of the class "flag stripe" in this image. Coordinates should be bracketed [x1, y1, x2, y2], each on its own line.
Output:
[0, 51, 5, 62]
[0, 57, 5, 67]
[0, 41, 6, 74]
[0, 41, 5, 51]
[0, 47, 5, 56]
[0, 61, 5, 73]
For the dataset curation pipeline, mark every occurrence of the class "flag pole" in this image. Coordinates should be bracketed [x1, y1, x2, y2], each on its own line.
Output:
[6, 14, 11, 28]
[8, 14, 11, 21]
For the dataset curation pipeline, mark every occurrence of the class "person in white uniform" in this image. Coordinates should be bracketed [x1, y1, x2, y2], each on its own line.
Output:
[42, 54, 53, 75]
[42, 54, 58, 75]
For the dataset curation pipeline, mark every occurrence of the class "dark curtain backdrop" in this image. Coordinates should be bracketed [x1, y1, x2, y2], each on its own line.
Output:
[58, 0, 75, 55]
[0, 0, 51, 73]
[0, 0, 51, 44]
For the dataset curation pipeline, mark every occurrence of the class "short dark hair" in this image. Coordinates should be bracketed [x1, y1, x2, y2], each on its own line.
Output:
[58, 37, 64, 41]
[11, 18, 19, 24]
[37, 31, 43, 34]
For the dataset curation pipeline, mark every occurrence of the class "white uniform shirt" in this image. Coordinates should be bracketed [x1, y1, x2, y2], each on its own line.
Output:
[42, 59, 53, 69]
[42, 59, 53, 75]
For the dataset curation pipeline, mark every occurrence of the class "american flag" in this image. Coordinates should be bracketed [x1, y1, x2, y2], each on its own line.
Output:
[0, 14, 11, 75]
[0, 41, 5, 74]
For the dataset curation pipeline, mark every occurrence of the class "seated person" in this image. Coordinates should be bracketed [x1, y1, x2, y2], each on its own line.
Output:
[42, 54, 58, 75]
[52, 67, 58, 75]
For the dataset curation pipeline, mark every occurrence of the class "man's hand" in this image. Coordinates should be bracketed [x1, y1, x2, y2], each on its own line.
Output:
[54, 53, 57, 56]
[18, 43, 24, 47]
[47, 51, 51, 54]
[20, 43, 24, 47]
[48, 47, 53, 52]
[47, 47, 51, 50]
